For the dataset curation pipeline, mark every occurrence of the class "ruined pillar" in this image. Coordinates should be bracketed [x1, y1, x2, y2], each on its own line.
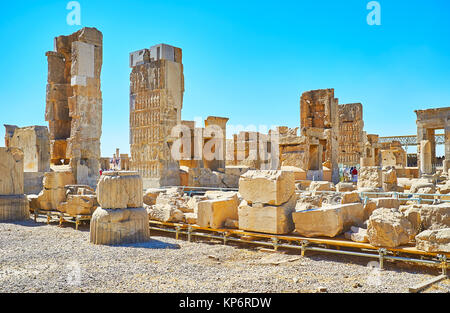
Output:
[0, 148, 29, 221]
[420, 140, 432, 175]
[46, 27, 103, 188]
[204, 116, 229, 171]
[4, 126, 51, 194]
[129, 44, 184, 188]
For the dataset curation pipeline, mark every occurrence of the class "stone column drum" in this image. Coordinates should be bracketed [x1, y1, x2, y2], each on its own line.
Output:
[0, 148, 30, 221]
[90, 171, 149, 245]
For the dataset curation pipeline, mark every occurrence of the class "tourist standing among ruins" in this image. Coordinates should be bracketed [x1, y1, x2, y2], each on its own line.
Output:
[351, 167, 358, 183]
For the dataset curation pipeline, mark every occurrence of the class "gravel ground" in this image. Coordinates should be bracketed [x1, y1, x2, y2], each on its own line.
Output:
[0, 217, 448, 293]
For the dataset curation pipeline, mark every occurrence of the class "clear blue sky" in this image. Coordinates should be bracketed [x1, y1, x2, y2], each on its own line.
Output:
[1, 0, 449, 157]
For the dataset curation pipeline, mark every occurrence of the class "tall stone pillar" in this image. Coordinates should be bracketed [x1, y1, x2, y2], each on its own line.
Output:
[445, 126, 450, 173]
[45, 27, 103, 188]
[420, 140, 432, 175]
[129, 44, 184, 188]
[203, 116, 229, 171]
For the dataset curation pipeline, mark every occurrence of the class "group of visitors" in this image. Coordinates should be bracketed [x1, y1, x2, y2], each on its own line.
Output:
[342, 166, 358, 183]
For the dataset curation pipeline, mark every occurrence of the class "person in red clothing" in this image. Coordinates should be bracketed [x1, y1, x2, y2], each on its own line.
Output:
[351, 167, 358, 183]
[99, 169, 103, 176]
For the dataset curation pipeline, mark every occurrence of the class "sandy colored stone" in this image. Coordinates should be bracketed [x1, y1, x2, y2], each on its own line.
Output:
[184, 212, 198, 224]
[363, 200, 377, 220]
[336, 182, 356, 192]
[357, 166, 382, 189]
[238, 194, 297, 235]
[58, 194, 98, 215]
[292, 203, 364, 237]
[367, 208, 415, 248]
[344, 226, 369, 243]
[341, 191, 361, 204]
[43, 171, 75, 189]
[197, 194, 239, 229]
[224, 218, 239, 229]
[97, 171, 143, 209]
[0, 195, 30, 221]
[143, 188, 164, 206]
[418, 203, 450, 230]
[146, 203, 185, 223]
[415, 228, 450, 253]
[0, 147, 24, 195]
[90, 207, 150, 245]
[309, 181, 335, 192]
[373, 197, 400, 210]
[239, 170, 295, 206]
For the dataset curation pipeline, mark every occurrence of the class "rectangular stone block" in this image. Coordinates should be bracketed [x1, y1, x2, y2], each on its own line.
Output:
[43, 171, 75, 189]
[292, 203, 364, 237]
[239, 170, 295, 205]
[0, 148, 24, 195]
[238, 194, 297, 234]
[197, 194, 238, 229]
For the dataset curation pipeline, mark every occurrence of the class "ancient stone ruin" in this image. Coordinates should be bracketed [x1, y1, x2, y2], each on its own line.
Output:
[0, 147, 29, 221]
[129, 44, 184, 188]
[45, 27, 103, 188]
[90, 171, 149, 245]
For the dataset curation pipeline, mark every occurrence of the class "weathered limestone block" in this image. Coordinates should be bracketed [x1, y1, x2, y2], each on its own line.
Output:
[409, 181, 436, 198]
[0, 147, 24, 195]
[27, 194, 39, 212]
[280, 166, 307, 181]
[0, 195, 30, 221]
[146, 203, 185, 223]
[24, 172, 45, 195]
[415, 228, 450, 252]
[58, 194, 98, 215]
[184, 212, 198, 224]
[239, 170, 295, 205]
[367, 208, 415, 247]
[418, 203, 450, 230]
[224, 218, 239, 229]
[363, 200, 377, 220]
[382, 166, 398, 192]
[341, 191, 361, 204]
[222, 166, 249, 188]
[336, 182, 356, 192]
[187, 168, 222, 188]
[37, 188, 67, 211]
[97, 171, 143, 209]
[0, 148, 30, 221]
[373, 197, 400, 210]
[187, 195, 207, 214]
[143, 188, 164, 206]
[6, 126, 50, 173]
[238, 194, 297, 234]
[309, 181, 335, 192]
[357, 166, 382, 189]
[344, 226, 369, 243]
[292, 203, 364, 237]
[43, 171, 75, 189]
[90, 207, 150, 245]
[197, 193, 239, 228]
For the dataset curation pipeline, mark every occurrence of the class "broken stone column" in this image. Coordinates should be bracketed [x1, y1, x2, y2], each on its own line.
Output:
[237, 170, 296, 234]
[203, 116, 229, 171]
[419, 140, 432, 175]
[36, 171, 75, 211]
[90, 171, 149, 245]
[4, 125, 50, 194]
[46, 27, 103, 188]
[0, 148, 30, 221]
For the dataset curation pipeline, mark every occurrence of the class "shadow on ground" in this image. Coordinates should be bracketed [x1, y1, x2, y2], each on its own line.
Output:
[115, 239, 181, 249]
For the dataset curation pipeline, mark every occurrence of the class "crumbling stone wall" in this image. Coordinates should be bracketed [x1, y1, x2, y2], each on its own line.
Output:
[45, 27, 103, 188]
[300, 89, 339, 183]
